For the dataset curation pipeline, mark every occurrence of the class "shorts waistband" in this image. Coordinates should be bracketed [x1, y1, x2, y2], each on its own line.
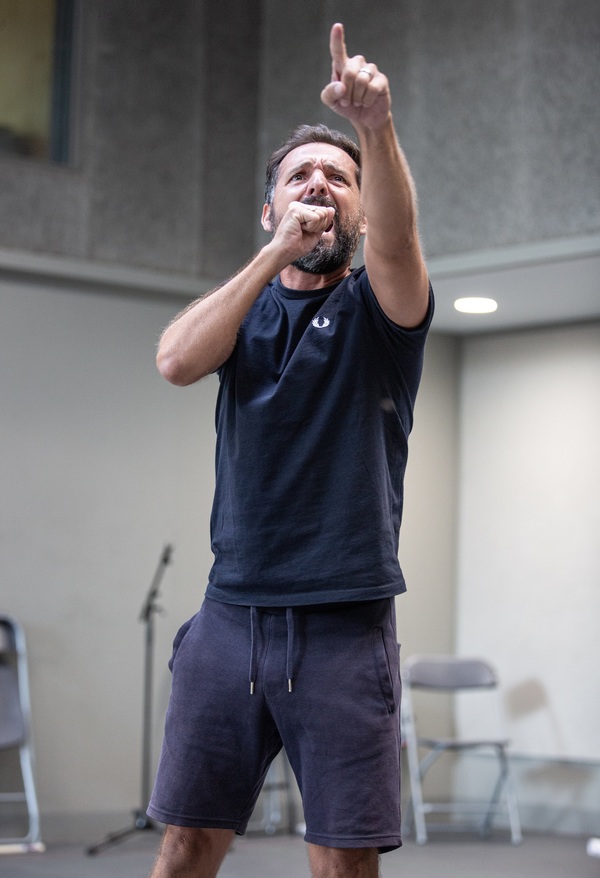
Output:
[251, 598, 387, 615]
[247, 599, 390, 695]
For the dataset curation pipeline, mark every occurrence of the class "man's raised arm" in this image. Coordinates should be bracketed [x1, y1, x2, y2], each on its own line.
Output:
[321, 23, 429, 328]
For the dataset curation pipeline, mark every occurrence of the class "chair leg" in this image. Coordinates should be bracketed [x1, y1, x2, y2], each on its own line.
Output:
[19, 743, 41, 845]
[481, 749, 522, 845]
[496, 749, 522, 845]
[480, 749, 505, 838]
[402, 706, 428, 844]
[504, 771, 522, 845]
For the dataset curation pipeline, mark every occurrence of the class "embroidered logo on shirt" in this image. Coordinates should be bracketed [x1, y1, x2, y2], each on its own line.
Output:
[312, 316, 331, 329]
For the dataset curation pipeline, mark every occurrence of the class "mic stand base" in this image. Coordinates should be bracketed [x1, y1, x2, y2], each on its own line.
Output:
[86, 810, 161, 856]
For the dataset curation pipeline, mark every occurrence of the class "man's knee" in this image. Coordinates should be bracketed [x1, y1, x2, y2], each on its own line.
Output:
[151, 826, 235, 877]
[307, 844, 380, 878]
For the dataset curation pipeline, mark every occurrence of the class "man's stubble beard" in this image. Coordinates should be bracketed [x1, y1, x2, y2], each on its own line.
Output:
[269, 196, 363, 275]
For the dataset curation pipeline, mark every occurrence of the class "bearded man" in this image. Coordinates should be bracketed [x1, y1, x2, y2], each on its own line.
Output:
[148, 22, 433, 878]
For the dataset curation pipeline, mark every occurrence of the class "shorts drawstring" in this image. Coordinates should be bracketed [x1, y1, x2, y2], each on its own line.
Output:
[249, 607, 295, 695]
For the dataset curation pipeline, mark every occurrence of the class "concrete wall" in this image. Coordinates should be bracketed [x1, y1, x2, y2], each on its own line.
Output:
[1, 0, 599, 843]
[259, 0, 600, 258]
[0, 1, 598, 273]
[0, 0, 261, 278]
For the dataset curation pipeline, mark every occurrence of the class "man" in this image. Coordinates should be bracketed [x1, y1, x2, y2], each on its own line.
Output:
[148, 22, 433, 878]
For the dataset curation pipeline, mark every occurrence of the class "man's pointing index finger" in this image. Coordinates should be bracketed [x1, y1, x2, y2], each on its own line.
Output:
[330, 22, 348, 78]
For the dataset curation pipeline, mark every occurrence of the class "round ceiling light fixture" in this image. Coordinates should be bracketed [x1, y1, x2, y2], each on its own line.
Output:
[453, 296, 498, 314]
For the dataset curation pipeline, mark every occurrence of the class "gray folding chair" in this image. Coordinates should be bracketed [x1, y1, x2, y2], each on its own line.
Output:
[0, 614, 44, 852]
[402, 654, 521, 845]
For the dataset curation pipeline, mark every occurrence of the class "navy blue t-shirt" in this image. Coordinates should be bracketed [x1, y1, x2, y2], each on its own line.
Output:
[206, 266, 433, 606]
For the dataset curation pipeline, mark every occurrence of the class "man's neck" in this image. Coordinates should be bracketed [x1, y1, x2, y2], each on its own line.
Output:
[278, 263, 352, 291]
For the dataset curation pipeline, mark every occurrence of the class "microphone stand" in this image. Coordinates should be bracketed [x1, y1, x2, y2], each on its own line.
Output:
[87, 544, 173, 855]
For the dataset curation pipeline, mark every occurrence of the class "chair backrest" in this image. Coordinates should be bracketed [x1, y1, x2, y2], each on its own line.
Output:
[0, 615, 29, 749]
[0, 619, 15, 655]
[404, 655, 498, 691]
[0, 666, 26, 747]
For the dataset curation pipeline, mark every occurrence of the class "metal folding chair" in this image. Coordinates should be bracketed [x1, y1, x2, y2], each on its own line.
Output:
[0, 614, 44, 852]
[402, 654, 521, 845]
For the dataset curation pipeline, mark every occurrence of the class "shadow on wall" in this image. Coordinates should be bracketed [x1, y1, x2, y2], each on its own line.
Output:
[504, 678, 567, 755]
[503, 678, 599, 834]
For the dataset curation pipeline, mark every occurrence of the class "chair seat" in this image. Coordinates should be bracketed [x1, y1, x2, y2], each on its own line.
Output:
[417, 736, 510, 751]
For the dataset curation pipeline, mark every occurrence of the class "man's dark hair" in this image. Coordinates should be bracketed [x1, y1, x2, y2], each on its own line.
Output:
[264, 124, 361, 204]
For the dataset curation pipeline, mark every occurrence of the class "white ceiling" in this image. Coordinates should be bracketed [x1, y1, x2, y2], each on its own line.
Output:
[427, 234, 600, 336]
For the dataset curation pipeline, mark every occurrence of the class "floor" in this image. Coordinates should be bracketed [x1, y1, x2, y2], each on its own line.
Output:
[0, 830, 598, 878]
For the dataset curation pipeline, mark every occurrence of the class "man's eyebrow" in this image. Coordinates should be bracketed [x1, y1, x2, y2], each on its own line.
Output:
[285, 159, 312, 177]
[323, 160, 352, 177]
[285, 158, 353, 179]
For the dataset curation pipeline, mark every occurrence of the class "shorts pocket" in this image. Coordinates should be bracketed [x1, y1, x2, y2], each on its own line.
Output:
[371, 626, 397, 714]
[168, 614, 196, 673]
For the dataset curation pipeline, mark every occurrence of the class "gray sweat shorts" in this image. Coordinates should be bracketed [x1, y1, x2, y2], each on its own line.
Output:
[147, 596, 402, 853]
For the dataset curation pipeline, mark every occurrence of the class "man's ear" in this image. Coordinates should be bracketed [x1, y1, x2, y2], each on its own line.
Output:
[360, 215, 367, 236]
[261, 203, 272, 232]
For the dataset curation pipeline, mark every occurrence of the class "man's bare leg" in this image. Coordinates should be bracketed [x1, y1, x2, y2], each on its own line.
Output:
[307, 844, 380, 878]
[150, 826, 235, 878]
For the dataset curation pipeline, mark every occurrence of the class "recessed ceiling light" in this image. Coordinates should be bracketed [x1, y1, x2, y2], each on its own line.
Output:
[454, 297, 498, 314]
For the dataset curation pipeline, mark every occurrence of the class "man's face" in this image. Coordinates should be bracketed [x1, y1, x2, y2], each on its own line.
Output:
[263, 143, 365, 275]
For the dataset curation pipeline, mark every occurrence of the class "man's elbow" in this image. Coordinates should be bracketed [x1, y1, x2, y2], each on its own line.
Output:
[156, 347, 197, 386]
